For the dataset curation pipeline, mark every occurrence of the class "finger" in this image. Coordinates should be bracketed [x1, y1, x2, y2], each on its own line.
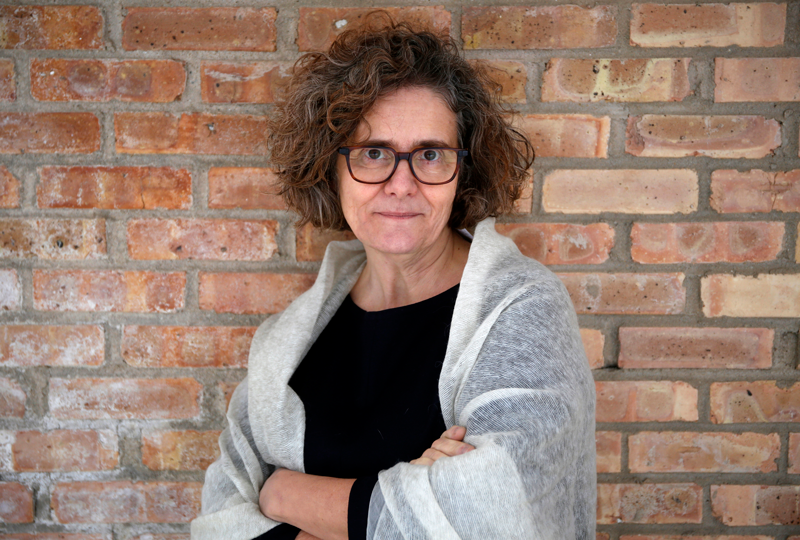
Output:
[410, 456, 434, 466]
[422, 447, 450, 462]
[431, 436, 474, 457]
[443, 425, 467, 441]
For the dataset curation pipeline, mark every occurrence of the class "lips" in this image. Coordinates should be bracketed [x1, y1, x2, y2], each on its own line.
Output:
[375, 211, 423, 218]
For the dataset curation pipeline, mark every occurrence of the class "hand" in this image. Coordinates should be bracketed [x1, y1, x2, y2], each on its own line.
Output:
[296, 532, 322, 540]
[260, 467, 289, 521]
[410, 425, 475, 466]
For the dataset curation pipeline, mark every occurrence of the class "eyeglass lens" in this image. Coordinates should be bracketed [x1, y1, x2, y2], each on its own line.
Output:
[346, 147, 460, 184]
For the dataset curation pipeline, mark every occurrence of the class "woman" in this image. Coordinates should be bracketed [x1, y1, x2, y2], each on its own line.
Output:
[191, 19, 596, 540]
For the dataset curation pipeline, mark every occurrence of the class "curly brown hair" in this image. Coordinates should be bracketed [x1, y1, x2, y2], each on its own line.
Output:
[267, 16, 534, 230]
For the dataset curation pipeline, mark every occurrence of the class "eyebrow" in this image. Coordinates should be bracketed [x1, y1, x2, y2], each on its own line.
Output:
[358, 139, 456, 149]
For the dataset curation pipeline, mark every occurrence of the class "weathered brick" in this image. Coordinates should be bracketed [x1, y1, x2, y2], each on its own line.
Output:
[199, 273, 316, 314]
[201, 62, 291, 103]
[34, 270, 185, 313]
[0, 219, 106, 260]
[710, 381, 800, 423]
[596, 381, 698, 422]
[462, 6, 616, 50]
[789, 433, 800, 474]
[710, 169, 800, 213]
[581, 329, 605, 369]
[0, 534, 111, 540]
[49, 378, 201, 420]
[31, 59, 185, 102]
[115, 113, 268, 155]
[298, 7, 450, 52]
[629, 432, 779, 473]
[597, 534, 610, 540]
[518, 115, 610, 158]
[296, 224, 358, 262]
[122, 326, 254, 368]
[619, 327, 773, 369]
[0, 59, 15, 101]
[797, 224, 800, 264]
[471, 60, 526, 103]
[495, 223, 614, 265]
[131, 536, 189, 540]
[0, 482, 33, 523]
[208, 167, 285, 210]
[0, 113, 100, 154]
[595, 431, 621, 473]
[712, 485, 800, 526]
[702, 274, 800, 318]
[0, 377, 25, 418]
[631, 3, 785, 47]
[626, 115, 781, 158]
[513, 174, 534, 214]
[38, 166, 192, 210]
[631, 222, 783, 263]
[217, 381, 239, 416]
[597, 483, 702, 524]
[0, 325, 103, 367]
[0, 6, 103, 49]
[716, 58, 800, 102]
[543, 169, 698, 214]
[0, 430, 117, 471]
[620, 536, 771, 540]
[122, 7, 276, 51]
[557, 273, 685, 315]
[542, 58, 690, 102]
[0, 269, 20, 310]
[52, 481, 201, 523]
[142, 430, 221, 471]
[0, 165, 20, 208]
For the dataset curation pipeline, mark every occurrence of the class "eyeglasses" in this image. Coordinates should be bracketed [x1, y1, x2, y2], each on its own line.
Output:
[338, 146, 469, 185]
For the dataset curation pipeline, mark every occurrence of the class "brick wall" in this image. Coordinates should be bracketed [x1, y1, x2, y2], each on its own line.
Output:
[0, 2, 798, 539]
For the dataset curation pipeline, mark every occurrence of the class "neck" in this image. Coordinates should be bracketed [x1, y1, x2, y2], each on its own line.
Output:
[350, 228, 470, 311]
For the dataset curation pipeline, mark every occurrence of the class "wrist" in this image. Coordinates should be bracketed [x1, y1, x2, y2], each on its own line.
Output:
[260, 468, 291, 521]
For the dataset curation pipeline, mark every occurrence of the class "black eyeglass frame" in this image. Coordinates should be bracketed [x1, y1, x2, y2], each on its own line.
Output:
[338, 146, 469, 185]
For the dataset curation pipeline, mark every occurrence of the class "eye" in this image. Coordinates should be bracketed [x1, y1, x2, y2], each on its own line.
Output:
[366, 148, 386, 160]
[421, 149, 441, 161]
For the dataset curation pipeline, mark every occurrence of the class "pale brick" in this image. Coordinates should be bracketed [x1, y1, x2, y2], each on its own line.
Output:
[0, 6, 103, 50]
[495, 223, 614, 265]
[0, 219, 106, 259]
[518, 115, 609, 158]
[0, 59, 14, 101]
[0, 113, 100, 154]
[208, 167, 285, 210]
[201, 62, 290, 103]
[471, 60, 526, 103]
[557, 273, 685, 315]
[199, 273, 316, 314]
[0, 377, 25, 418]
[0, 429, 117, 472]
[580, 329, 605, 369]
[619, 327, 773, 369]
[0, 325, 103, 367]
[716, 58, 800, 102]
[595, 431, 621, 473]
[543, 169, 698, 214]
[122, 326, 254, 368]
[0, 269, 20, 310]
[0, 165, 20, 208]
[710, 381, 800, 423]
[702, 274, 800, 318]
[296, 224, 358, 262]
[0, 482, 33, 523]
[142, 430, 221, 471]
[712, 485, 800, 526]
[789, 433, 800, 474]
[597, 483, 702, 524]
[710, 169, 800, 213]
[596, 381, 698, 422]
[626, 115, 781, 158]
[0, 534, 111, 540]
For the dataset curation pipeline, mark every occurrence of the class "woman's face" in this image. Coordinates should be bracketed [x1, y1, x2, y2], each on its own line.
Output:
[337, 86, 460, 258]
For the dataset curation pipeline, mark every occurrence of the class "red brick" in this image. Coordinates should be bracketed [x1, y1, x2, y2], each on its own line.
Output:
[0, 6, 103, 50]
[0, 113, 100, 154]
[619, 327, 773, 369]
[0, 165, 20, 208]
[496, 223, 614, 265]
[199, 273, 316, 314]
[596, 381, 698, 422]
[2, 430, 117, 472]
[208, 167, 285, 210]
[621, 536, 771, 540]
[631, 3, 786, 48]
[518, 115, 609, 158]
[142, 430, 221, 471]
[201, 62, 290, 103]
[218, 382, 239, 415]
[0, 219, 106, 260]
[0, 535, 111, 540]
[710, 381, 800, 423]
[462, 6, 616, 50]
[0, 377, 25, 418]
[0, 325, 103, 367]
[557, 273, 685, 315]
[298, 7, 450, 52]
[49, 378, 201, 420]
[31, 59, 184, 102]
[122, 7, 276, 52]
[122, 326, 254, 368]
[128, 219, 278, 261]
[710, 169, 800, 213]
[471, 60, 526, 103]
[0, 59, 14, 101]
[629, 432, 779, 473]
[627, 115, 781, 158]
[52, 481, 201, 523]
[38, 166, 192, 210]
[542, 58, 690, 102]
[115, 112, 268, 155]
[797, 225, 800, 263]
[595, 431, 621, 473]
[716, 58, 800, 102]
[581, 329, 605, 369]
[712, 485, 800, 526]
[0, 269, 20, 311]
[789, 433, 800, 474]
[0, 482, 33, 523]
[296, 224, 357, 262]
[543, 169, 698, 214]
[702, 274, 800, 318]
[631, 222, 783, 264]
[597, 535, 610, 540]
[597, 483, 702, 524]
[34, 270, 185, 313]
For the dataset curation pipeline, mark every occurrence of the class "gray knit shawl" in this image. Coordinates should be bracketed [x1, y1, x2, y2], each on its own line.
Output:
[191, 218, 597, 540]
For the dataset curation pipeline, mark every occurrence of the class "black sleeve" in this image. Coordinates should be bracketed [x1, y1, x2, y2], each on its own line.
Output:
[252, 523, 301, 540]
[347, 474, 379, 540]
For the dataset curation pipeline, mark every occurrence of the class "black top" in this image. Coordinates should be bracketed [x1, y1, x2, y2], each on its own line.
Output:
[256, 285, 457, 540]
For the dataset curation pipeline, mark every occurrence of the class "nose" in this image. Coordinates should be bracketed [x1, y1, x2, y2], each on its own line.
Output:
[384, 157, 418, 197]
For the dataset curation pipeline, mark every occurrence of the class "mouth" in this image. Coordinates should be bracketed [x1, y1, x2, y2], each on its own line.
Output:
[375, 211, 422, 219]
